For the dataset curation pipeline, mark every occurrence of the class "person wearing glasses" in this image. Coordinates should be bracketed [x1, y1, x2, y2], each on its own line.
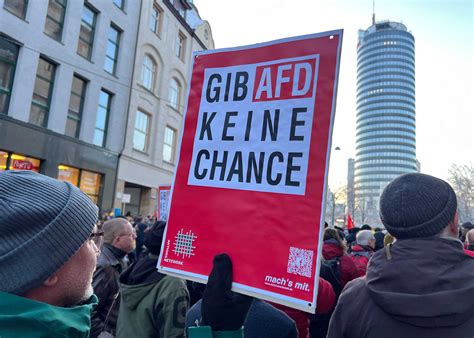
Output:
[91, 217, 136, 337]
[0, 170, 101, 337]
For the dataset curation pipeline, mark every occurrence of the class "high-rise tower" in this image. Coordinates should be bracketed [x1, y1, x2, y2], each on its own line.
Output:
[355, 21, 417, 224]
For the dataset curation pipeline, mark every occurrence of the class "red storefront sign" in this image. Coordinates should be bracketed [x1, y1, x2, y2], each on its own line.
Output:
[158, 30, 343, 312]
[11, 160, 34, 171]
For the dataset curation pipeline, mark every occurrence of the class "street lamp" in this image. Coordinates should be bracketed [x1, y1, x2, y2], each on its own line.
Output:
[329, 146, 354, 227]
[331, 191, 336, 227]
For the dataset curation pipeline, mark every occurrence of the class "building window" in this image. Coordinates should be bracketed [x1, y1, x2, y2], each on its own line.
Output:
[44, 0, 67, 41]
[150, 3, 162, 35]
[29, 57, 56, 127]
[58, 165, 102, 204]
[133, 110, 149, 152]
[169, 78, 181, 109]
[163, 126, 176, 163]
[58, 164, 80, 185]
[0, 36, 19, 115]
[113, 0, 124, 10]
[10, 153, 41, 172]
[0, 151, 41, 172]
[77, 4, 96, 60]
[3, 0, 28, 19]
[141, 55, 155, 91]
[175, 32, 185, 59]
[93, 89, 111, 147]
[123, 184, 142, 217]
[66, 75, 87, 138]
[80, 170, 101, 204]
[0, 151, 7, 171]
[104, 24, 121, 75]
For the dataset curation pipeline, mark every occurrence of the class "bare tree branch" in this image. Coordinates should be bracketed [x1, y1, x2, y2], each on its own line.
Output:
[448, 163, 473, 222]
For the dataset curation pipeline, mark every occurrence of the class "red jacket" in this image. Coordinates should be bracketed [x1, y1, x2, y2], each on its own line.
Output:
[269, 278, 336, 338]
[464, 249, 474, 257]
[350, 244, 374, 277]
[322, 241, 359, 286]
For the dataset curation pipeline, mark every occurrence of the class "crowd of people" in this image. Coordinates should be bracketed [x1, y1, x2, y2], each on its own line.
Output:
[0, 170, 473, 337]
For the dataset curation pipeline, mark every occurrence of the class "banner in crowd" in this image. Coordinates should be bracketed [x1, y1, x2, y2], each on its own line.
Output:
[158, 30, 343, 313]
[157, 185, 171, 221]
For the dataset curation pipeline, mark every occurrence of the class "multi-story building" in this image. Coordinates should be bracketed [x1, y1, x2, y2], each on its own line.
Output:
[0, 0, 214, 216]
[0, 0, 140, 210]
[355, 20, 417, 224]
[115, 0, 214, 217]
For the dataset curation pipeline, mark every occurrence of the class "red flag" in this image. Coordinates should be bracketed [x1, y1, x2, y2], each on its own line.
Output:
[347, 213, 355, 230]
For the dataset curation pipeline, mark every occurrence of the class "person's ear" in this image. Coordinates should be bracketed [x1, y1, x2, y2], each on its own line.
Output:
[446, 213, 459, 237]
[42, 274, 58, 287]
[112, 236, 121, 246]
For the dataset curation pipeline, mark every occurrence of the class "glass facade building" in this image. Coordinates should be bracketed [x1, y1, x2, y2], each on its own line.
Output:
[355, 21, 417, 218]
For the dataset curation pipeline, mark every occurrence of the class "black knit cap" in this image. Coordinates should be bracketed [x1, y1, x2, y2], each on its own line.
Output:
[462, 222, 474, 230]
[379, 173, 457, 239]
[144, 221, 166, 255]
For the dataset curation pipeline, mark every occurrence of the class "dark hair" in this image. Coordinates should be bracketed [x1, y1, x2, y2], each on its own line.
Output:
[324, 228, 347, 253]
[462, 222, 474, 230]
[361, 224, 372, 231]
[144, 221, 166, 255]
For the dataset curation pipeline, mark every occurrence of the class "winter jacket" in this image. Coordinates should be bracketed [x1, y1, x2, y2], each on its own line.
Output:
[269, 303, 309, 338]
[116, 254, 189, 338]
[307, 266, 340, 338]
[91, 244, 128, 337]
[322, 240, 359, 287]
[327, 237, 474, 338]
[270, 278, 335, 338]
[134, 222, 148, 258]
[187, 327, 244, 338]
[374, 231, 385, 251]
[349, 244, 373, 277]
[464, 248, 474, 257]
[0, 291, 97, 338]
[186, 298, 298, 338]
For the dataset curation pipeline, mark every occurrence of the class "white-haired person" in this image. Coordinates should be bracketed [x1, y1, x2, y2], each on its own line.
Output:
[349, 229, 375, 277]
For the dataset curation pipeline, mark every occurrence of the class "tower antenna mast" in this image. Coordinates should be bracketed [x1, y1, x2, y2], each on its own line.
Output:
[372, 0, 376, 24]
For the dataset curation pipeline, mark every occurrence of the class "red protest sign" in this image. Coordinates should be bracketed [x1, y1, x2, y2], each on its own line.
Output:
[158, 30, 343, 313]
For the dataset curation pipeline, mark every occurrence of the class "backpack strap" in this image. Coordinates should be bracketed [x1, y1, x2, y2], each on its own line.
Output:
[351, 251, 371, 259]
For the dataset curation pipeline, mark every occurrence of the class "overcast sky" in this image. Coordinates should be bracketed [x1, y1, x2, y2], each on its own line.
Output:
[194, 0, 473, 190]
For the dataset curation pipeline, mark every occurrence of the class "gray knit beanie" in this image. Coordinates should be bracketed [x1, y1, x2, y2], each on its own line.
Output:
[379, 173, 457, 239]
[0, 170, 98, 295]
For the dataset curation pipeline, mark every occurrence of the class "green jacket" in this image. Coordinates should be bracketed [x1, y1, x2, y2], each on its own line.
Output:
[0, 291, 97, 338]
[116, 256, 190, 338]
[187, 326, 244, 338]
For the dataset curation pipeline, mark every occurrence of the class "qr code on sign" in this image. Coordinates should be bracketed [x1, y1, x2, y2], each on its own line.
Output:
[287, 247, 313, 278]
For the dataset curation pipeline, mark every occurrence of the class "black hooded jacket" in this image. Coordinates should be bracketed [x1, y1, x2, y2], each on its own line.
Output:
[327, 236, 474, 338]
